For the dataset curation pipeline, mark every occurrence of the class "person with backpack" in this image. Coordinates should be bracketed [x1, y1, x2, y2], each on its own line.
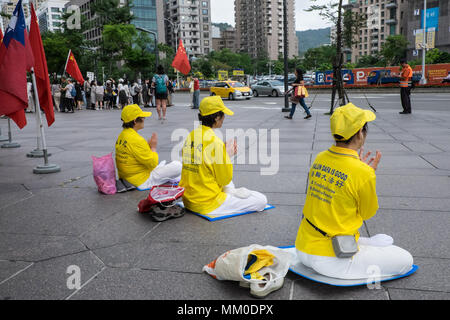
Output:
[152, 65, 170, 122]
[62, 78, 76, 113]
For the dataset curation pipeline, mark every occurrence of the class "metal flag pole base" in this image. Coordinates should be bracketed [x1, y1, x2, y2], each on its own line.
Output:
[33, 163, 61, 174]
[29, 67, 60, 174]
[1, 118, 21, 148]
[1, 142, 21, 148]
[0, 128, 9, 142]
[27, 148, 51, 158]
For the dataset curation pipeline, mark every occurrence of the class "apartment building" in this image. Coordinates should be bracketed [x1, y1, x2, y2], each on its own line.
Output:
[212, 26, 237, 52]
[234, 0, 298, 60]
[1, 0, 31, 29]
[344, 0, 404, 63]
[35, 0, 69, 33]
[400, 0, 450, 60]
[164, 0, 212, 58]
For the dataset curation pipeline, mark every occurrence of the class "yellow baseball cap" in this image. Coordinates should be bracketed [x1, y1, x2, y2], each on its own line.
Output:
[199, 96, 234, 116]
[121, 104, 152, 123]
[330, 103, 376, 141]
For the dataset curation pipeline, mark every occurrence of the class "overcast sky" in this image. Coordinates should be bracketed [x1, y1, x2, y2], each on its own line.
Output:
[210, 0, 333, 31]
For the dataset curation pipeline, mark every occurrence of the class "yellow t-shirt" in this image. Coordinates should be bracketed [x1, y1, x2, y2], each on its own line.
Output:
[295, 145, 379, 257]
[115, 128, 159, 187]
[179, 125, 233, 214]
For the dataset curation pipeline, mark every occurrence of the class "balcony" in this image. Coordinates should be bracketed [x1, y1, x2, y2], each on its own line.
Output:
[386, 18, 397, 25]
[386, 1, 398, 9]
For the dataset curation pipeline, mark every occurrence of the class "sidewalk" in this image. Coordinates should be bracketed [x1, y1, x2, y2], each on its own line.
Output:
[0, 97, 449, 300]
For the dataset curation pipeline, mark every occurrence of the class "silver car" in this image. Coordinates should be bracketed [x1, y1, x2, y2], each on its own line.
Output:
[251, 80, 285, 97]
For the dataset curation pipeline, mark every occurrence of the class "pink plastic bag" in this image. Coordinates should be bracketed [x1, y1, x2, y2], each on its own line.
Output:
[92, 153, 117, 195]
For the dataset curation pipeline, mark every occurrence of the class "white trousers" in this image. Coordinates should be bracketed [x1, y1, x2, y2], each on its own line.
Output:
[138, 160, 182, 190]
[207, 181, 268, 216]
[295, 241, 413, 280]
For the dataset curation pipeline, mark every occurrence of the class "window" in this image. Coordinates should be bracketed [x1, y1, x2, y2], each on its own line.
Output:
[202, 1, 208, 7]
[202, 9, 208, 15]
[202, 17, 208, 23]
[204, 40, 209, 46]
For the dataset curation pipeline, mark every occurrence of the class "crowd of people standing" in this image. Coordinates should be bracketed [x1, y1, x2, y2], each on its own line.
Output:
[45, 67, 177, 115]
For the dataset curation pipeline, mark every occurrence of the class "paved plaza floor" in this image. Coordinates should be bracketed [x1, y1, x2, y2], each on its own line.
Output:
[0, 91, 449, 300]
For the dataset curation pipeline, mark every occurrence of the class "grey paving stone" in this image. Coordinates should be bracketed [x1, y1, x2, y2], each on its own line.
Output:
[0, 188, 134, 236]
[376, 175, 450, 198]
[388, 288, 450, 300]
[0, 251, 104, 300]
[144, 205, 302, 248]
[69, 268, 292, 300]
[0, 260, 32, 284]
[233, 171, 307, 193]
[402, 142, 445, 154]
[382, 257, 450, 294]
[421, 154, 450, 170]
[0, 233, 87, 262]
[365, 209, 450, 259]
[289, 275, 389, 300]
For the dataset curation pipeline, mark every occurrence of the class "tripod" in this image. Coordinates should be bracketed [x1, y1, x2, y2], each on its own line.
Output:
[331, 86, 377, 113]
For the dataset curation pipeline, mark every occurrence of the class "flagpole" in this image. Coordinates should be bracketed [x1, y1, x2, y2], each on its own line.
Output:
[30, 67, 60, 174]
[1, 118, 21, 148]
[63, 49, 71, 77]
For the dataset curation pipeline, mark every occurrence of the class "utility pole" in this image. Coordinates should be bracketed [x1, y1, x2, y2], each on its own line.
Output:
[282, 0, 290, 112]
[420, 0, 427, 85]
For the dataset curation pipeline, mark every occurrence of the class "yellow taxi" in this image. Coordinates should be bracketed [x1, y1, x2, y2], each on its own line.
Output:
[210, 80, 252, 100]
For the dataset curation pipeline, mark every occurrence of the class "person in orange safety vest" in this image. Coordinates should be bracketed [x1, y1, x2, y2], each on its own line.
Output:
[399, 59, 413, 114]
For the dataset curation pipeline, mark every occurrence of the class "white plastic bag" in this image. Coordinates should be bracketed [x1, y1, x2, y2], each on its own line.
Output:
[202, 244, 293, 285]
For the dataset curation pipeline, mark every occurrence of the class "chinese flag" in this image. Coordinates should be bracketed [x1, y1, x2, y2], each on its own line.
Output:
[29, 3, 54, 126]
[171, 39, 191, 75]
[65, 50, 84, 85]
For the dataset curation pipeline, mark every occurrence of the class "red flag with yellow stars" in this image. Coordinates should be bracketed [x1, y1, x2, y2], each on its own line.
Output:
[171, 39, 191, 75]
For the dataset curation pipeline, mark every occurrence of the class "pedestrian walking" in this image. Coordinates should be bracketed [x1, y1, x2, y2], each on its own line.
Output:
[399, 59, 413, 114]
[131, 80, 141, 105]
[118, 79, 128, 109]
[26, 80, 35, 113]
[95, 80, 104, 110]
[75, 81, 83, 110]
[61, 78, 75, 113]
[51, 79, 61, 112]
[142, 79, 152, 108]
[167, 79, 174, 107]
[189, 77, 195, 107]
[285, 68, 312, 120]
[152, 65, 170, 121]
[191, 77, 200, 109]
[84, 80, 92, 109]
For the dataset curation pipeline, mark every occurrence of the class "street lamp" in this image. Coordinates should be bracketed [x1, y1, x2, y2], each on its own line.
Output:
[135, 26, 159, 69]
[165, 18, 181, 89]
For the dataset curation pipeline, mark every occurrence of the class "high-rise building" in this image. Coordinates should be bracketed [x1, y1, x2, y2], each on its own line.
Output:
[234, 0, 298, 60]
[1, 0, 31, 29]
[344, 0, 404, 63]
[35, 0, 69, 33]
[66, 0, 164, 46]
[212, 26, 237, 52]
[399, 0, 450, 61]
[164, 0, 212, 58]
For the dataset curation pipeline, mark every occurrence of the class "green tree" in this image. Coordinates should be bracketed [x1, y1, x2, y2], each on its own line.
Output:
[425, 48, 450, 64]
[91, 0, 134, 24]
[380, 35, 409, 66]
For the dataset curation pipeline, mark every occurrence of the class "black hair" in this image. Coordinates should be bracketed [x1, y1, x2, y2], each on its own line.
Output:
[157, 65, 165, 75]
[334, 123, 368, 144]
[295, 68, 304, 82]
[198, 111, 224, 128]
[122, 117, 144, 129]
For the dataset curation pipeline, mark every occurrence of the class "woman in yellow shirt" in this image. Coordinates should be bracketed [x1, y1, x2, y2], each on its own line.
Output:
[115, 104, 181, 190]
[179, 96, 267, 217]
[294, 103, 413, 280]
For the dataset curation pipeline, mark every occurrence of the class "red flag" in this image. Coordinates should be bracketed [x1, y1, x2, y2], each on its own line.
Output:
[0, 28, 3, 43]
[171, 39, 191, 75]
[0, 0, 35, 129]
[29, 3, 54, 127]
[65, 50, 84, 85]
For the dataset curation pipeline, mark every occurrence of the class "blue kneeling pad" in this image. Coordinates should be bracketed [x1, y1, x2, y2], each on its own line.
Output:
[177, 202, 275, 221]
[281, 246, 419, 287]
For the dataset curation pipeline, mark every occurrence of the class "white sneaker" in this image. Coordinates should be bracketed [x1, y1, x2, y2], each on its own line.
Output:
[249, 273, 284, 299]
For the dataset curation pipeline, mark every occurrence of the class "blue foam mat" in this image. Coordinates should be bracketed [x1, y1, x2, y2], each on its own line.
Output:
[281, 246, 419, 287]
[178, 203, 275, 221]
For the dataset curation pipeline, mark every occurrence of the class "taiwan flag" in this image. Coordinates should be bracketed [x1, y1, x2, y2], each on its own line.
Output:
[0, 0, 35, 129]
[171, 39, 191, 75]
